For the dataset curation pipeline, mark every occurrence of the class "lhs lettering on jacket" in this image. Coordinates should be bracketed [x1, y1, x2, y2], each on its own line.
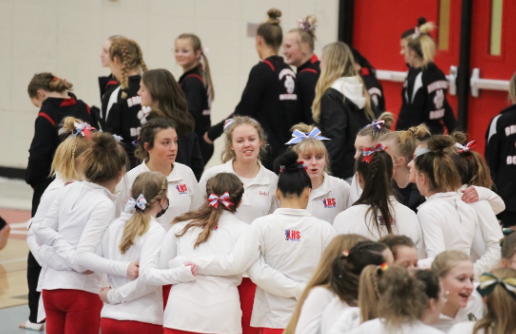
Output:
[176, 184, 188, 194]
[322, 198, 336, 208]
[285, 230, 301, 241]
[127, 96, 145, 137]
[279, 69, 297, 101]
[505, 124, 516, 136]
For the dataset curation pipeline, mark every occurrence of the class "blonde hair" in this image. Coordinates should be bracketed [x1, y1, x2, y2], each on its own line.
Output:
[119, 172, 168, 254]
[289, 15, 317, 52]
[431, 250, 471, 278]
[358, 265, 384, 322]
[51, 117, 95, 182]
[406, 22, 436, 66]
[356, 112, 395, 142]
[380, 123, 430, 163]
[509, 72, 516, 104]
[290, 123, 330, 173]
[284, 234, 368, 334]
[312, 42, 374, 123]
[109, 38, 147, 99]
[473, 268, 516, 334]
[221, 116, 268, 163]
[28, 73, 73, 98]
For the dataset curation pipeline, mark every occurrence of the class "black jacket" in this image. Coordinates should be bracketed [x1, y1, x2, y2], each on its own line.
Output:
[207, 56, 298, 169]
[318, 88, 374, 180]
[397, 62, 456, 134]
[178, 65, 211, 137]
[98, 74, 119, 100]
[296, 55, 320, 125]
[96, 74, 119, 129]
[485, 104, 516, 209]
[25, 94, 94, 216]
[393, 182, 426, 213]
[351, 48, 386, 112]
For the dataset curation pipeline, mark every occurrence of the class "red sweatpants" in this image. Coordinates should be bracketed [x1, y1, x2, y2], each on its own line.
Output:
[260, 328, 284, 334]
[101, 318, 162, 334]
[163, 284, 172, 309]
[239, 277, 259, 334]
[164, 329, 215, 334]
[42, 289, 102, 334]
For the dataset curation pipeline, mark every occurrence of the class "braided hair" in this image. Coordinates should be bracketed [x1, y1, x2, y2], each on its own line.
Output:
[109, 37, 147, 99]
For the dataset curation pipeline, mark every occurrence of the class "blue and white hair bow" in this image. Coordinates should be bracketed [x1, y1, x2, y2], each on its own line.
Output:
[112, 134, 123, 143]
[125, 194, 147, 212]
[208, 192, 234, 209]
[364, 120, 385, 131]
[72, 121, 95, 139]
[285, 127, 329, 145]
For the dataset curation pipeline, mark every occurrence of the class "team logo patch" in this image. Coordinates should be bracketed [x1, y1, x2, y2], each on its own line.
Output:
[285, 230, 301, 241]
[259, 191, 269, 196]
[176, 184, 188, 194]
[322, 198, 336, 208]
[378, 215, 393, 226]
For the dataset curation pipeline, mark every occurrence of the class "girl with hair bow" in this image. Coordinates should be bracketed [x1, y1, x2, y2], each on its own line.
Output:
[287, 123, 352, 223]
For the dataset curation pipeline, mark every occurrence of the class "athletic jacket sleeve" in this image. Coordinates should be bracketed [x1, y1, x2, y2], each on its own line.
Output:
[233, 63, 269, 119]
[442, 99, 456, 133]
[247, 257, 306, 299]
[182, 77, 205, 123]
[417, 209, 446, 258]
[473, 186, 505, 214]
[141, 225, 196, 286]
[25, 114, 56, 187]
[27, 227, 69, 271]
[104, 101, 122, 136]
[485, 115, 502, 179]
[471, 202, 502, 279]
[319, 92, 348, 173]
[295, 287, 335, 334]
[297, 72, 317, 124]
[206, 112, 234, 142]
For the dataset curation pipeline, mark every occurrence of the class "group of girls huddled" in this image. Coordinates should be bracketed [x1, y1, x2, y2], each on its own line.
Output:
[22, 6, 516, 334]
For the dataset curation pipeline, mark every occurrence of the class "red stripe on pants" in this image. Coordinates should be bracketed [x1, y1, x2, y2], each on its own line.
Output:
[239, 277, 259, 334]
[164, 329, 217, 334]
[163, 284, 172, 309]
[42, 289, 102, 334]
[259, 328, 284, 334]
[101, 318, 162, 334]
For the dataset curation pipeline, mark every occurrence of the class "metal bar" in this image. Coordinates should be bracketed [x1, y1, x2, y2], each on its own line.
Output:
[457, 0, 474, 131]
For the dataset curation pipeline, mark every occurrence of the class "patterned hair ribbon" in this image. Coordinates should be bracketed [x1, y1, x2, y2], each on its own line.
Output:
[112, 134, 123, 143]
[364, 120, 385, 131]
[362, 143, 387, 163]
[455, 140, 476, 153]
[72, 121, 95, 140]
[280, 161, 307, 173]
[132, 136, 140, 147]
[477, 272, 516, 300]
[208, 192, 234, 209]
[285, 128, 329, 145]
[298, 18, 316, 32]
[223, 119, 235, 131]
[411, 26, 421, 39]
[125, 194, 147, 212]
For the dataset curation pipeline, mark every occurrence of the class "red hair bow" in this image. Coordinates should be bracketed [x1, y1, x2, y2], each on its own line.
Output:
[361, 143, 387, 163]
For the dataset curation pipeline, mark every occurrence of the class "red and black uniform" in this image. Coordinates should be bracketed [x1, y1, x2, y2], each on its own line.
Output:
[396, 62, 456, 134]
[25, 92, 93, 324]
[485, 104, 516, 227]
[99, 74, 119, 100]
[207, 56, 298, 169]
[352, 48, 386, 112]
[296, 55, 320, 124]
[179, 65, 214, 165]
[94, 74, 119, 130]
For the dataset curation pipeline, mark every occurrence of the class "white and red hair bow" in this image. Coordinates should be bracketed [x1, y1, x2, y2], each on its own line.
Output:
[362, 143, 388, 163]
[208, 192, 234, 210]
[455, 140, 476, 153]
[364, 120, 385, 131]
[72, 121, 95, 140]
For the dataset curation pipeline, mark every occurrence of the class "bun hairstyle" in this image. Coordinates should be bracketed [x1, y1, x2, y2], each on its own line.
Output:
[401, 17, 428, 39]
[357, 112, 395, 142]
[431, 250, 471, 278]
[176, 33, 215, 101]
[403, 17, 436, 66]
[414, 135, 461, 192]
[81, 131, 128, 184]
[174, 173, 244, 248]
[142, 69, 194, 136]
[330, 241, 387, 306]
[135, 117, 176, 162]
[312, 42, 374, 123]
[274, 150, 312, 197]
[119, 172, 168, 253]
[290, 123, 330, 173]
[51, 117, 96, 182]
[108, 35, 124, 43]
[451, 131, 492, 188]
[473, 268, 516, 334]
[378, 266, 430, 330]
[501, 231, 516, 261]
[221, 116, 268, 163]
[109, 37, 147, 99]
[355, 148, 395, 235]
[379, 123, 430, 165]
[28, 73, 73, 98]
[289, 15, 317, 53]
[379, 234, 415, 260]
[257, 8, 283, 51]
[414, 270, 441, 301]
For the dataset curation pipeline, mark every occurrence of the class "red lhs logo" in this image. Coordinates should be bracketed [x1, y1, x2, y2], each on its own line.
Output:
[285, 230, 301, 241]
[176, 184, 188, 194]
[322, 198, 336, 208]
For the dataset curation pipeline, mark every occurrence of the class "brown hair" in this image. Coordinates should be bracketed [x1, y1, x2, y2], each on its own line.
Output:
[406, 22, 436, 66]
[108, 35, 124, 42]
[414, 135, 461, 192]
[135, 117, 176, 163]
[142, 69, 195, 135]
[109, 37, 147, 99]
[358, 265, 386, 322]
[379, 234, 415, 260]
[257, 9, 283, 51]
[28, 73, 73, 98]
[289, 15, 317, 52]
[221, 116, 268, 163]
[380, 124, 431, 164]
[473, 268, 516, 334]
[81, 132, 128, 183]
[431, 250, 471, 278]
[312, 42, 374, 123]
[451, 132, 493, 188]
[119, 172, 168, 253]
[356, 112, 395, 142]
[174, 173, 244, 248]
[176, 33, 215, 101]
[290, 123, 330, 173]
[51, 117, 96, 182]
[284, 234, 368, 334]
[501, 232, 516, 261]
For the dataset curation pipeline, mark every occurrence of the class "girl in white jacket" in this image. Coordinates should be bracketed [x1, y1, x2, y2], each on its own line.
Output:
[99, 171, 195, 334]
[333, 144, 424, 256]
[287, 123, 351, 222]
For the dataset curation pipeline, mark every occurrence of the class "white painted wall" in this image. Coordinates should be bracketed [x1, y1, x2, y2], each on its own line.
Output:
[0, 0, 338, 169]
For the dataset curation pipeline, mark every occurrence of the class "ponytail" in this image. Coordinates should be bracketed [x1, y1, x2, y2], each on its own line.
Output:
[109, 37, 147, 99]
[274, 150, 312, 197]
[357, 112, 395, 142]
[28, 73, 73, 98]
[380, 123, 430, 164]
[358, 265, 385, 322]
[451, 132, 492, 188]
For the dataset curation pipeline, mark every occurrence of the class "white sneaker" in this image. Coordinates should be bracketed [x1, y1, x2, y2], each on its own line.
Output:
[19, 320, 44, 331]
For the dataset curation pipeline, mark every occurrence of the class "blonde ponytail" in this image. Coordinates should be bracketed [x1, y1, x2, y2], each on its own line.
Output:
[407, 22, 436, 66]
